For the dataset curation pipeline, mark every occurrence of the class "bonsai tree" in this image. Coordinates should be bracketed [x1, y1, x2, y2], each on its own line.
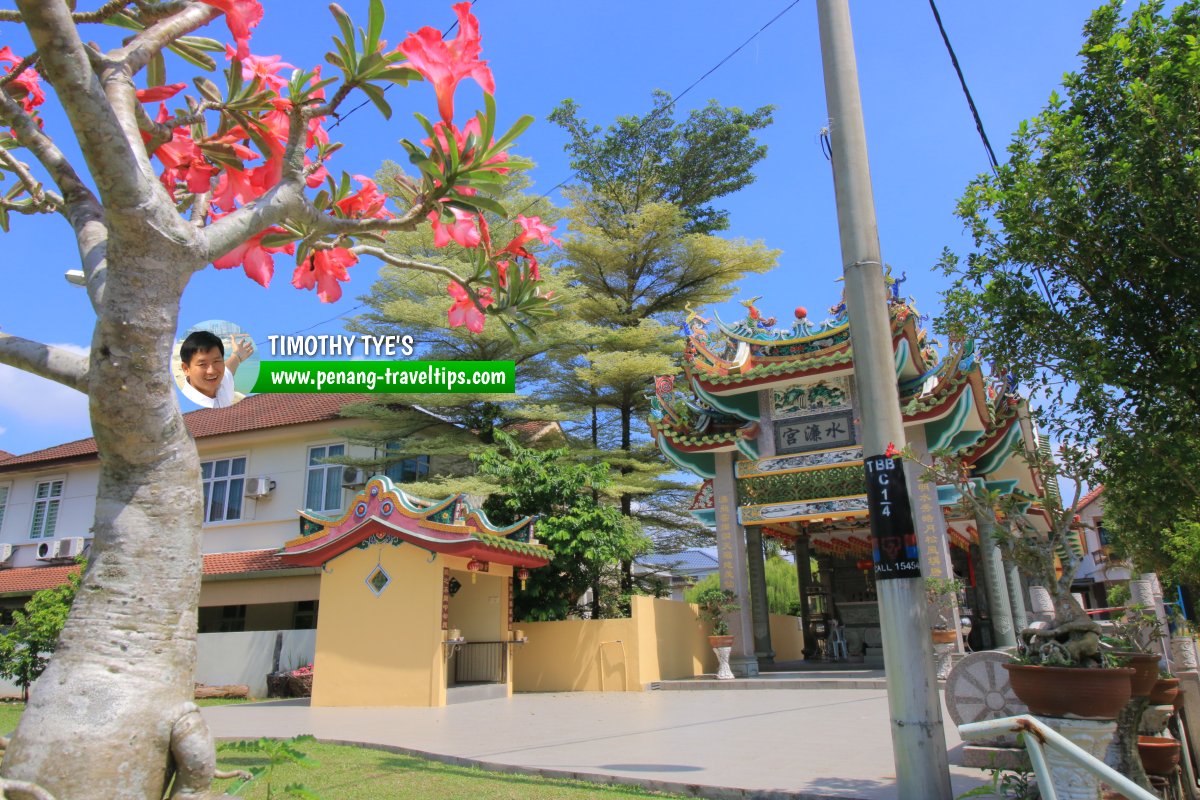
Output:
[694, 586, 739, 637]
[919, 441, 1104, 668]
[925, 576, 965, 631]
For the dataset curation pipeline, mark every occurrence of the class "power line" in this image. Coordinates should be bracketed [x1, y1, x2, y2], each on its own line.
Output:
[297, 0, 804, 334]
[927, 0, 999, 174]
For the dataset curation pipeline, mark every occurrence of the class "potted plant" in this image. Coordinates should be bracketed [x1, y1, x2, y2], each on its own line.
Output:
[1101, 602, 1165, 698]
[920, 442, 1134, 799]
[925, 577, 964, 644]
[695, 586, 739, 680]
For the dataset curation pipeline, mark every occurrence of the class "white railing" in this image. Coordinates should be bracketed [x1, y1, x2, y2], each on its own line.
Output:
[958, 715, 1158, 800]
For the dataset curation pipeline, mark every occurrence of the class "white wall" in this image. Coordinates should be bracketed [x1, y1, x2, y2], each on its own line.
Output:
[195, 628, 317, 698]
[0, 463, 100, 568]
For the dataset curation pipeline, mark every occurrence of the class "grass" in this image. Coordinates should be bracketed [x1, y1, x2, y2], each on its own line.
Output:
[0, 704, 684, 799]
[215, 740, 685, 800]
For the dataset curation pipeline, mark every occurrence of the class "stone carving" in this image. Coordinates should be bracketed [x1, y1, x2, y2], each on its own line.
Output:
[772, 377, 852, 420]
[736, 447, 863, 477]
[1040, 717, 1117, 800]
[946, 650, 1027, 746]
[740, 495, 868, 524]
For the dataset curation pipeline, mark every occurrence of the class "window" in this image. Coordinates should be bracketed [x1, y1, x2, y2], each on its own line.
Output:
[1097, 520, 1111, 547]
[201, 457, 246, 523]
[218, 604, 246, 633]
[29, 479, 63, 539]
[0, 483, 9, 533]
[306, 444, 345, 512]
[293, 600, 318, 630]
[384, 448, 430, 484]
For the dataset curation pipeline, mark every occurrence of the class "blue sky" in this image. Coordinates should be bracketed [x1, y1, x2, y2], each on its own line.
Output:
[0, 1, 1112, 455]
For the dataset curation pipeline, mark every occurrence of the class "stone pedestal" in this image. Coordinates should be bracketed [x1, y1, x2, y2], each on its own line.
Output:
[1040, 717, 1117, 800]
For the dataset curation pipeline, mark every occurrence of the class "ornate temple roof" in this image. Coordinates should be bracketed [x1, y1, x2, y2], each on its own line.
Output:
[281, 476, 551, 569]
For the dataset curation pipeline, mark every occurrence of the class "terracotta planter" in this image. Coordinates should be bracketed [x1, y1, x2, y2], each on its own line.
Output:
[707, 635, 734, 648]
[1149, 677, 1179, 706]
[1137, 735, 1181, 775]
[1111, 652, 1161, 697]
[931, 629, 958, 644]
[1003, 664, 1133, 719]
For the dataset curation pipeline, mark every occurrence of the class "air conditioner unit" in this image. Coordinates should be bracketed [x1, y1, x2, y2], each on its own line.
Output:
[35, 540, 62, 561]
[60, 537, 86, 558]
[244, 477, 276, 498]
[341, 468, 366, 489]
[0, 544, 13, 564]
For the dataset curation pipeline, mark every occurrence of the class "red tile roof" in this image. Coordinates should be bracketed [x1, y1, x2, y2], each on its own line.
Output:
[0, 393, 369, 473]
[0, 450, 13, 463]
[1078, 484, 1104, 512]
[0, 549, 296, 596]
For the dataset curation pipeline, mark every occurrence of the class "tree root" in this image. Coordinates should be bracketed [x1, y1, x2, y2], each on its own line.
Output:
[211, 769, 252, 781]
[167, 703, 229, 800]
[0, 777, 60, 800]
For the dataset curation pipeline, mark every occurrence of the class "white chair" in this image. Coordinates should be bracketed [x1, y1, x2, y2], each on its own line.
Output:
[830, 622, 848, 661]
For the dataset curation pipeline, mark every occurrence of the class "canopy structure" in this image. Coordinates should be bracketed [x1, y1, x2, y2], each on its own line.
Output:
[282, 475, 551, 570]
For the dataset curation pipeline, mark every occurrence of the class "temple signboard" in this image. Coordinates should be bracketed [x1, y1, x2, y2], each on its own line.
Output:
[775, 409, 856, 455]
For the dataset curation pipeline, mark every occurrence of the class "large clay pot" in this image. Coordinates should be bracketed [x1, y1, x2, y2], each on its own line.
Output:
[931, 629, 958, 644]
[1137, 735, 1182, 775]
[1148, 677, 1179, 706]
[1003, 664, 1134, 719]
[1111, 652, 1161, 697]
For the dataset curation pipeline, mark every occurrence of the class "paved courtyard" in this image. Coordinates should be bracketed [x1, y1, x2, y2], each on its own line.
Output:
[203, 689, 992, 799]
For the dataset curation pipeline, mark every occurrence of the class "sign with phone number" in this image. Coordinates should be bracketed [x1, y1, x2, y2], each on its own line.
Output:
[864, 455, 922, 580]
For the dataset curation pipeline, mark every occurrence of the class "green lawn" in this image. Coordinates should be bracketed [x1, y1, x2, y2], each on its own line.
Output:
[214, 740, 684, 799]
[0, 704, 682, 799]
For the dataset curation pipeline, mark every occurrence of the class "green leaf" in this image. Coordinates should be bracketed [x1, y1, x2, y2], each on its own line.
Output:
[491, 115, 534, 153]
[167, 40, 217, 72]
[366, 0, 385, 53]
[359, 82, 392, 120]
[147, 51, 166, 88]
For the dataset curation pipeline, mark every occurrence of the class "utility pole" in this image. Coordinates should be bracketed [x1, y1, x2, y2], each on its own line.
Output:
[815, 2, 953, 798]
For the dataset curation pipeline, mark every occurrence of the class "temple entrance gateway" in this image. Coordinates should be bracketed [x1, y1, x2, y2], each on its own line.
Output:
[652, 292, 1046, 672]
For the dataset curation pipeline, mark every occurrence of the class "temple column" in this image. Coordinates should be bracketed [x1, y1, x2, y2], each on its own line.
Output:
[973, 506, 1016, 648]
[796, 536, 816, 659]
[713, 450, 759, 677]
[905, 430, 963, 650]
[1006, 561, 1029, 632]
[745, 525, 775, 665]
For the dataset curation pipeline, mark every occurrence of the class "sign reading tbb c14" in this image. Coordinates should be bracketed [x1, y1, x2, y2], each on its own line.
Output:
[864, 455, 922, 580]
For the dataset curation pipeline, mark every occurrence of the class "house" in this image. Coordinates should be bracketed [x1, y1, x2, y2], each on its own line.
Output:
[0, 394, 459, 687]
[1071, 485, 1130, 611]
[634, 549, 720, 601]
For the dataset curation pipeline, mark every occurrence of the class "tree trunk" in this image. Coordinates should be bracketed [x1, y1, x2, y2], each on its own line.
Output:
[2, 248, 204, 799]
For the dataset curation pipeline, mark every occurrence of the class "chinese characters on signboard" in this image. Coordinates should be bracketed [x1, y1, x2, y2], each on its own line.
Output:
[864, 455, 922, 580]
[775, 409, 856, 455]
[912, 470, 947, 579]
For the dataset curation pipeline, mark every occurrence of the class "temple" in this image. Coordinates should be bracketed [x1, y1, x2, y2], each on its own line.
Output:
[651, 287, 1051, 676]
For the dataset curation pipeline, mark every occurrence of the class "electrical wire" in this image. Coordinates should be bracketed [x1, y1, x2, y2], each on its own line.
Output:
[292, 0, 804, 334]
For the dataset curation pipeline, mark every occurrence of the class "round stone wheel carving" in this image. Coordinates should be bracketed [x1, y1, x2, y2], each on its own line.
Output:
[946, 650, 1027, 733]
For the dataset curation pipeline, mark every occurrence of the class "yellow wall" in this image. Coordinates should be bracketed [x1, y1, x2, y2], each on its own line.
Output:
[769, 614, 806, 661]
[311, 543, 445, 707]
[199, 574, 319, 606]
[514, 596, 723, 692]
[446, 566, 510, 642]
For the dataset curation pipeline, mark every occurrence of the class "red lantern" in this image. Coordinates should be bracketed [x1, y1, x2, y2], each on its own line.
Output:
[467, 559, 484, 583]
[517, 567, 530, 591]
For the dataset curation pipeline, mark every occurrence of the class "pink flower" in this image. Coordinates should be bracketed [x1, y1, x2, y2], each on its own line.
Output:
[427, 206, 481, 249]
[0, 46, 45, 115]
[135, 83, 186, 103]
[399, 2, 495, 124]
[497, 215, 560, 280]
[201, 0, 264, 61]
[226, 46, 294, 92]
[423, 118, 508, 174]
[336, 175, 393, 219]
[212, 222, 294, 288]
[447, 281, 493, 333]
[291, 247, 357, 303]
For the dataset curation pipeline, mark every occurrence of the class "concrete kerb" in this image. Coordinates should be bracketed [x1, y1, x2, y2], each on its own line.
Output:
[212, 735, 877, 800]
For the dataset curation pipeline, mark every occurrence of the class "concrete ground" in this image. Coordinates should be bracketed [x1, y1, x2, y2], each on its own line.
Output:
[203, 687, 993, 800]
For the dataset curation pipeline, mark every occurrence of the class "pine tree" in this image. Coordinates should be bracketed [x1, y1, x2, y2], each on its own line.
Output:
[341, 169, 580, 498]
[546, 94, 781, 570]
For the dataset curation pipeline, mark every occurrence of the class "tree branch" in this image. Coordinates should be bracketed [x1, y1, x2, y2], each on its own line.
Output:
[16, 0, 145, 205]
[0, 2, 135, 24]
[111, 2, 219, 75]
[0, 334, 89, 394]
[0, 149, 63, 211]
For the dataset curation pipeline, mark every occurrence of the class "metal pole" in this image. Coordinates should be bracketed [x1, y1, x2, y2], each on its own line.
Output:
[815, 2, 953, 797]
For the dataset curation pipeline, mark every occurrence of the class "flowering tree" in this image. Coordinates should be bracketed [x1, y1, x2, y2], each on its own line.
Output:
[0, 2, 551, 798]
